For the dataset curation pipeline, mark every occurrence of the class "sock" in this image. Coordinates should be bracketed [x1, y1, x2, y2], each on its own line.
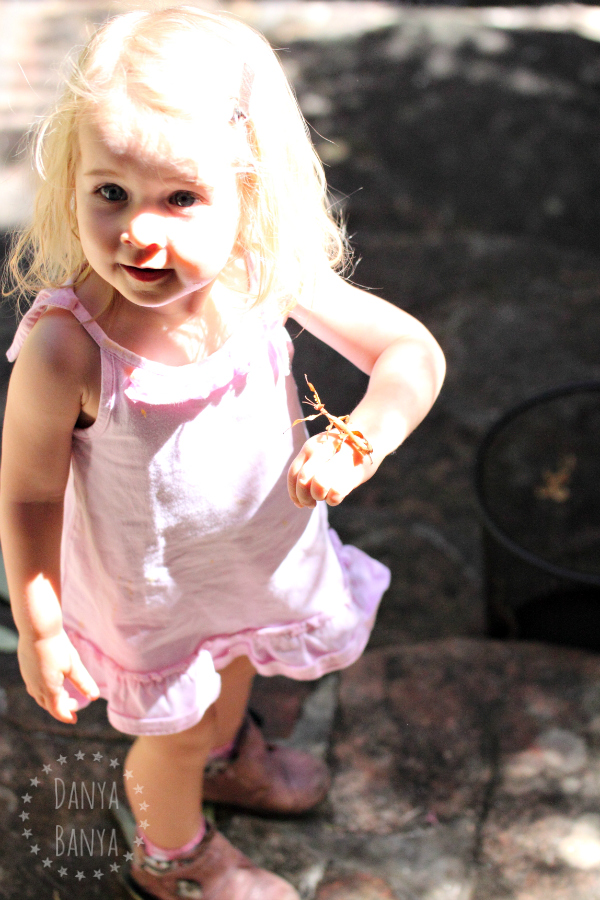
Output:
[141, 820, 206, 861]
[207, 737, 236, 761]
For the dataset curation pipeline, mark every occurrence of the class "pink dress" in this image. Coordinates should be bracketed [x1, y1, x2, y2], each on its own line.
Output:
[7, 287, 390, 735]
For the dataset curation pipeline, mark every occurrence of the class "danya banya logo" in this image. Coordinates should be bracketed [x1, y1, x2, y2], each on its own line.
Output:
[18, 748, 141, 883]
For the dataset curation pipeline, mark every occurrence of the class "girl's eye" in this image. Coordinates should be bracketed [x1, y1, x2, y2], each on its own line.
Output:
[98, 184, 127, 202]
[170, 191, 199, 208]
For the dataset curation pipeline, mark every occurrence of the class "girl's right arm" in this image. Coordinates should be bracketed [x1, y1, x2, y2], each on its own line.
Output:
[0, 310, 99, 723]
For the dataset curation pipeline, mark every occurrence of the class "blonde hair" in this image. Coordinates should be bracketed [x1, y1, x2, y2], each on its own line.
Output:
[5, 5, 348, 311]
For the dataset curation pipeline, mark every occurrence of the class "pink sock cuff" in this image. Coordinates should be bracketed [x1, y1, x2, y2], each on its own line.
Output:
[208, 737, 236, 760]
[141, 819, 206, 861]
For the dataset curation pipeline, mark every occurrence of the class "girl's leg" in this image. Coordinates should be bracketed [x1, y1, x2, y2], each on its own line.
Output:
[123, 657, 301, 898]
[210, 653, 256, 750]
[124, 654, 256, 849]
[203, 657, 331, 815]
[125, 709, 215, 849]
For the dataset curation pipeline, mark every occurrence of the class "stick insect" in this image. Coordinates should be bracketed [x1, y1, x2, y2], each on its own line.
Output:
[290, 376, 373, 463]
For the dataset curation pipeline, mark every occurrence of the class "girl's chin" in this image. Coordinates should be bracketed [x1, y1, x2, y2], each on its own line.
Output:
[115, 281, 216, 311]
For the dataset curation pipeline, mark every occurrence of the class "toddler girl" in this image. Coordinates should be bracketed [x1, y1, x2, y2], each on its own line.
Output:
[0, 6, 445, 899]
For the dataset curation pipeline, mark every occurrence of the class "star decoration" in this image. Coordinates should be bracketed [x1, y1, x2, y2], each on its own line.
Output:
[18, 751, 139, 884]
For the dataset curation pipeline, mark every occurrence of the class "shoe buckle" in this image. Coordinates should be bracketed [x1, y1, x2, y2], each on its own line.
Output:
[176, 879, 204, 898]
[142, 856, 175, 875]
[204, 757, 230, 778]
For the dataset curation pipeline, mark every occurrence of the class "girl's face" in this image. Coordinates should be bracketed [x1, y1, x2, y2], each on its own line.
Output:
[75, 111, 242, 315]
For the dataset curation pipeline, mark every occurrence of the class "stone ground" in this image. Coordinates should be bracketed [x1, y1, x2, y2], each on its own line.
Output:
[1, 2, 600, 898]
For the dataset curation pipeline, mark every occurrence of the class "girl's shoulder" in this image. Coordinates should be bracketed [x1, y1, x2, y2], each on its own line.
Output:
[3, 295, 101, 462]
[8, 287, 100, 387]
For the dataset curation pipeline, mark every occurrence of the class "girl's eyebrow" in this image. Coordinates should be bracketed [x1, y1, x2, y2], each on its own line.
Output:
[82, 166, 214, 191]
[83, 168, 121, 178]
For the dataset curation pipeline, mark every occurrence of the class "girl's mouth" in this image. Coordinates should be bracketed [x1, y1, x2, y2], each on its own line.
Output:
[121, 265, 170, 283]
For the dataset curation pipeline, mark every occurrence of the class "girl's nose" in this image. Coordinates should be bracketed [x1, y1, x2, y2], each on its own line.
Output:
[121, 213, 167, 250]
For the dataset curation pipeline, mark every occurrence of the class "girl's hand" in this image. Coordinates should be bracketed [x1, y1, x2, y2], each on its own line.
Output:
[288, 432, 373, 508]
[17, 630, 99, 724]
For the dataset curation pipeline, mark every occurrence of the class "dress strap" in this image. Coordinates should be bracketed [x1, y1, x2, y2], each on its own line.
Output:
[6, 285, 293, 407]
[6, 286, 109, 362]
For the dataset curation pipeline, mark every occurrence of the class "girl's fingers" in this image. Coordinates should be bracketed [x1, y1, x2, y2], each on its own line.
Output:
[294, 458, 330, 507]
[19, 632, 99, 724]
[288, 435, 339, 506]
[36, 676, 76, 723]
[307, 473, 331, 504]
[66, 652, 100, 701]
[288, 433, 370, 508]
[52, 688, 79, 724]
[288, 455, 315, 507]
[295, 464, 343, 508]
[287, 452, 306, 504]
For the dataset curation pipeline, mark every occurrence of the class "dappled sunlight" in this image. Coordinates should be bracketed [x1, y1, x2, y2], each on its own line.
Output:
[557, 816, 600, 870]
[4, 1, 600, 230]
[482, 4, 600, 43]
[235, 2, 600, 45]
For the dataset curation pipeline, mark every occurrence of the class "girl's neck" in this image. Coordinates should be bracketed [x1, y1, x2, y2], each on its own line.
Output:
[75, 268, 251, 366]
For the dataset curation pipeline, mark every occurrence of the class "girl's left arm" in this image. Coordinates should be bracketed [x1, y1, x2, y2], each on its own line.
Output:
[287, 269, 446, 508]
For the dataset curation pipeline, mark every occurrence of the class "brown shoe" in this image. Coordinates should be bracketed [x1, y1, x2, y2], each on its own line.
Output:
[125, 821, 299, 900]
[203, 713, 330, 814]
